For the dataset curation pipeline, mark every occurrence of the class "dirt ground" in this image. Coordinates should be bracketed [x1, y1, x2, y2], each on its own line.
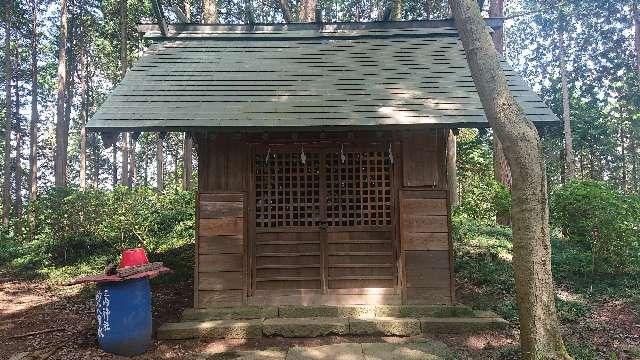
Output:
[0, 277, 638, 359]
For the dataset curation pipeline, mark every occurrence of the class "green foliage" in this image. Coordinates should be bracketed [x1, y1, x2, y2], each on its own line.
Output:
[0, 187, 195, 282]
[454, 129, 511, 225]
[551, 180, 640, 273]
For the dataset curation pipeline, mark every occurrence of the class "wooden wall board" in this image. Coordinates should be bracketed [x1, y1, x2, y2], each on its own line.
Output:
[399, 188, 453, 305]
[196, 191, 246, 308]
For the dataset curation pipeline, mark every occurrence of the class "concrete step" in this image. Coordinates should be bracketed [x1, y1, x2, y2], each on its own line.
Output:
[182, 306, 278, 321]
[263, 317, 349, 337]
[420, 316, 509, 333]
[349, 317, 421, 336]
[157, 319, 262, 340]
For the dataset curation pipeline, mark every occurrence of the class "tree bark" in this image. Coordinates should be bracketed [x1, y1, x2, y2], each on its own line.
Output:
[3, 0, 13, 227]
[54, 0, 69, 188]
[559, 29, 575, 181]
[447, 0, 571, 358]
[13, 65, 22, 234]
[29, 0, 38, 204]
[203, 0, 218, 22]
[384, 0, 403, 20]
[183, 0, 191, 21]
[633, 1, 640, 77]
[183, 133, 193, 190]
[79, 34, 89, 190]
[276, 0, 293, 22]
[111, 141, 118, 187]
[489, 0, 511, 226]
[129, 133, 138, 186]
[119, 0, 130, 187]
[298, 0, 316, 22]
[156, 133, 164, 191]
[447, 129, 458, 209]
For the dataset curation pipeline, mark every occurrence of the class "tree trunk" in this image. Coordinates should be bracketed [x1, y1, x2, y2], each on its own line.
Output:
[633, 1, 640, 77]
[425, 0, 432, 20]
[13, 68, 23, 235]
[29, 0, 38, 204]
[156, 133, 164, 191]
[489, 0, 511, 225]
[276, 0, 293, 22]
[112, 141, 118, 187]
[620, 125, 627, 192]
[54, 0, 69, 188]
[559, 29, 575, 181]
[384, 0, 403, 20]
[129, 133, 137, 186]
[119, 0, 130, 187]
[183, 133, 193, 190]
[79, 43, 89, 190]
[92, 134, 100, 188]
[3, 0, 13, 227]
[183, 0, 191, 21]
[447, 130, 458, 209]
[447, 1, 571, 358]
[203, 0, 218, 22]
[298, 0, 316, 21]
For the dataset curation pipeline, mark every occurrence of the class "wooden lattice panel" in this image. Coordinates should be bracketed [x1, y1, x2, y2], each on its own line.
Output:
[326, 151, 392, 227]
[255, 151, 321, 228]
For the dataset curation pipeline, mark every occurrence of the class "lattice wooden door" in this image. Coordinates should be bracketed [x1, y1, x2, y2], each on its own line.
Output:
[252, 145, 396, 295]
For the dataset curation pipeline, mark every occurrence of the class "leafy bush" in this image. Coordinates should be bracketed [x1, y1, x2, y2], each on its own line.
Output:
[551, 180, 640, 274]
[0, 186, 195, 282]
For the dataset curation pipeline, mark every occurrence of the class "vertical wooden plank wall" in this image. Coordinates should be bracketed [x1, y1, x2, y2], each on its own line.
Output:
[195, 136, 248, 308]
[400, 129, 454, 305]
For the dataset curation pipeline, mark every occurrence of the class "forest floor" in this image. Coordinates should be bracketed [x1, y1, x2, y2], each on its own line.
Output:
[1, 275, 639, 359]
[2, 224, 640, 359]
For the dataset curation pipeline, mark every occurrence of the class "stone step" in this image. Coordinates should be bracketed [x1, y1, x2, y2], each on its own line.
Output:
[420, 316, 509, 333]
[349, 317, 421, 336]
[263, 317, 349, 337]
[156, 319, 262, 340]
[181, 304, 475, 321]
[157, 314, 509, 340]
[182, 306, 278, 321]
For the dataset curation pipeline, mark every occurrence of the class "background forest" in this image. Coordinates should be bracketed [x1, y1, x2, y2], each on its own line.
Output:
[1, 0, 640, 358]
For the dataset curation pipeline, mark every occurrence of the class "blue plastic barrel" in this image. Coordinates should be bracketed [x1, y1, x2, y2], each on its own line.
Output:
[96, 277, 152, 356]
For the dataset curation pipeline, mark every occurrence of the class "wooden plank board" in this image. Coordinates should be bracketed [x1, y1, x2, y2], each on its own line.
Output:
[404, 288, 451, 305]
[401, 198, 447, 215]
[198, 272, 244, 290]
[404, 251, 450, 270]
[200, 217, 244, 236]
[199, 254, 243, 272]
[200, 193, 244, 202]
[198, 290, 244, 307]
[200, 201, 244, 218]
[402, 233, 448, 251]
[199, 235, 243, 254]
[405, 268, 451, 288]
[401, 215, 448, 233]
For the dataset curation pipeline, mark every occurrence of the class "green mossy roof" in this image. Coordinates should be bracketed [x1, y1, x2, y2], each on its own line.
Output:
[86, 21, 558, 131]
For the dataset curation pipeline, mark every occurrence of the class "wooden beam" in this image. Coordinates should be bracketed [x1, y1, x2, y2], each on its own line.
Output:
[172, 4, 190, 23]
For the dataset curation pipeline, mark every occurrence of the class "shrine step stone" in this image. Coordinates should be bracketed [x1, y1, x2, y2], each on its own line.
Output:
[157, 319, 262, 340]
[262, 317, 349, 337]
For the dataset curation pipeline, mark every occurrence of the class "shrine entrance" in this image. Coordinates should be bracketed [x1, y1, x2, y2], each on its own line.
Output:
[249, 142, 399, 305]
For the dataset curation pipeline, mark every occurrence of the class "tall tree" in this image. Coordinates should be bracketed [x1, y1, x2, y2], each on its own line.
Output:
[29, 0, 38, 203]
[54, 0, 69, 187]
[13, 61, 23, 234]
[276, 0, 293, 22]
[119, 0, 130, 187]
[183, 133, 192, 190]
[3, 0, 13, 227]
[156, 132, 164, 191]
[447, 129, 458, 208]
[203, 0, 218, 22]
[634, 1, 640, 77]
[489, 0, 511, 225]
[299, 0, 316, 21]
[559, 24, 575, 180]
[78, 15, 89, 190]
[448, 0, 570, 358]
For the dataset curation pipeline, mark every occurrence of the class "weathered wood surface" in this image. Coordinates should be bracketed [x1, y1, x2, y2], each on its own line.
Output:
[196, 192, 245, 308]
[400, 189, 453, 305]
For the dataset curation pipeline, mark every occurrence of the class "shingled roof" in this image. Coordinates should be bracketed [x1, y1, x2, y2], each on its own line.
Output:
[86, 20, 559, 132]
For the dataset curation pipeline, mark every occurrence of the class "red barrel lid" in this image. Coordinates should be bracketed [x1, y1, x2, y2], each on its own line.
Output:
[119, 248, 149, 268]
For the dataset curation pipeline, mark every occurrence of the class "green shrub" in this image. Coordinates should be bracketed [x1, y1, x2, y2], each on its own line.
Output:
[1, 186, 195, 282]
[551, 180, 640, 274]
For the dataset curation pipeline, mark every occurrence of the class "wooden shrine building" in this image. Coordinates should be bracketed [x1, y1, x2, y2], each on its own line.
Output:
[86, 20, 558, 308]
